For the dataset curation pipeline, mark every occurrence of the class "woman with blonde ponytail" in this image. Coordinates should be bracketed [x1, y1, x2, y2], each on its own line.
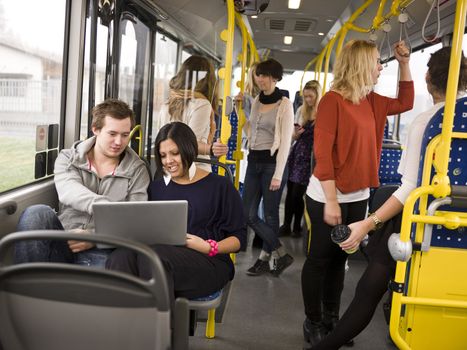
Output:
[159, 55, 228, 171]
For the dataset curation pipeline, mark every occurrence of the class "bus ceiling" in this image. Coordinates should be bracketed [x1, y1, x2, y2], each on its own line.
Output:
[147, 0, 460, 72]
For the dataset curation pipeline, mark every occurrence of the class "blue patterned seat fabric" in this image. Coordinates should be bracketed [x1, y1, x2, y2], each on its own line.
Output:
[416, 96, 467, 249]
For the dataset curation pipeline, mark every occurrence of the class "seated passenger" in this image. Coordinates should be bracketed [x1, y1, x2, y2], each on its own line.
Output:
[306, 47, 467, 350]
[159, 55, 228, 171]
[106, 122, 247, 301]
[14, 99, 150, 267]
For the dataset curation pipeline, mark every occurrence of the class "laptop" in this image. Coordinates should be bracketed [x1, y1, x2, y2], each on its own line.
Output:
[93, 200, 188, 247]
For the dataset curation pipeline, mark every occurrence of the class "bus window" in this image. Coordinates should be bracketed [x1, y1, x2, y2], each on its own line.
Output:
[0, 0, 66, 193]
[118, 14, 151, 133]
[152, 32, 178, 142]
[181, 49, 191, 65]
[374, 58, 399, 139]
[397, 43, 442, 144]
[119, 20, 138, 108]
[80, 13, 110, 140]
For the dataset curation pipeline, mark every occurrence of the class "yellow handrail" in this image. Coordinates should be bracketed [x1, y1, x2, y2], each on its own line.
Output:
[233, 12, 250, 190]
[388, 3, 467, 348]
[306, 0, 415, 92]
[217, 0, 236, 176]
[129, 124, 143, 157]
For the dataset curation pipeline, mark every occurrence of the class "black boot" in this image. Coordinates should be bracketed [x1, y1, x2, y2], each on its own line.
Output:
[303, 318, 326, 346]
[278, 224, 292, 236]
[322, 306, 354, 347]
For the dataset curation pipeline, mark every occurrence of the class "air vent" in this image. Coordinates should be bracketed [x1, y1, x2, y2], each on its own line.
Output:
[294, 20, 311, 32]
[269, 19, 285, 31]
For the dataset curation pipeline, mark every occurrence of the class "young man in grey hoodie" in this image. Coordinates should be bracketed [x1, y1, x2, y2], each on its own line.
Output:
[14, 99, 150, 267]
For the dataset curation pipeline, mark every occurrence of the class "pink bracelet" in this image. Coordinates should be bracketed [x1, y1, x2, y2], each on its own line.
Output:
[206, 239, 218, 257]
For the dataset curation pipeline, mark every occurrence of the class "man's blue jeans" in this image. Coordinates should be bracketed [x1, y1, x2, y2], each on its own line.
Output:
[14, 204, 110, 268]
[243, 160, 286, 253]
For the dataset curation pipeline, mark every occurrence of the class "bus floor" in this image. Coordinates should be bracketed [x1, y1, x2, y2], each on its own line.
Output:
[189, 234, 398, 350]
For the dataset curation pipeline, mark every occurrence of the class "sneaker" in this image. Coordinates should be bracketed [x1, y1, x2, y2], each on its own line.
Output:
[278, 224, 292, 237]
[271, 254, 294, 276]
[246, 259, 270, 276]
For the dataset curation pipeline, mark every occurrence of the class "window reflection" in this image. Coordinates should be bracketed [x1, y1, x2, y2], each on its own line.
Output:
[152, 32, 177, 141]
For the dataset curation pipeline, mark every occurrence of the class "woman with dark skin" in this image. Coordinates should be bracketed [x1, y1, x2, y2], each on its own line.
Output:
[106, 122, 247, 301]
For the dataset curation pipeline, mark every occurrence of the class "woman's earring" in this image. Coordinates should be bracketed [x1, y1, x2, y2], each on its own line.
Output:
[163, 169, 171, 185]
[188, 162, 196, 180]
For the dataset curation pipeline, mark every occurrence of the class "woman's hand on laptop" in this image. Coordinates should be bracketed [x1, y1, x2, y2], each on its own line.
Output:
[68, 228, 95, 253]
[186, 233, 210, 254]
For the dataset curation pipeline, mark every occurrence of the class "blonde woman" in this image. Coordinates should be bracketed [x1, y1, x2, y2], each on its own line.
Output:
[301, 40, 414, 347]
[279, 80, 321, 237]
[159, 55, 228, 171]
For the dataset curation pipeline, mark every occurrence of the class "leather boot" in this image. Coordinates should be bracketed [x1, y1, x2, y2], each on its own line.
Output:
[322, 305, 354, 347]
[303, 318, 326, 346]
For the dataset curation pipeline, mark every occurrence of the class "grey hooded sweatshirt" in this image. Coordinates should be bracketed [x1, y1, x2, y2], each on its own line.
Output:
[54, 136, 150, 231]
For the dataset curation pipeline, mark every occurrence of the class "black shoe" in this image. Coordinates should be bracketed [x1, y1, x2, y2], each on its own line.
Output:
[291, 226, 302, 238]
[323, 317, 354, 347]
[271, 254, 294, 276]
[246, 259, 270, 276]
[303, 318, 326, 345]
[278, 224, 292, 237]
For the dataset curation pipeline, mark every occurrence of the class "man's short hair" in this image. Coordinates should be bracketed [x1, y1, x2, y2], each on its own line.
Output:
[91, 99, 135, 130]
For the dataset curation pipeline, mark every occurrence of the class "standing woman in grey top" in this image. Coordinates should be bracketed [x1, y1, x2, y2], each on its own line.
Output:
[242, 59, 295, 276]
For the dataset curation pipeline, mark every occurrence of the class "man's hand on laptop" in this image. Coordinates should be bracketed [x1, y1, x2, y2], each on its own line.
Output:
[186, 233, 210, 254]
[68, 228, 95, 253]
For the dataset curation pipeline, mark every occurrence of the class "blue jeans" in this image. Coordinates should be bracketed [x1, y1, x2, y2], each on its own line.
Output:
[14, 204, 110, 268]
[243, 160, 286, 253]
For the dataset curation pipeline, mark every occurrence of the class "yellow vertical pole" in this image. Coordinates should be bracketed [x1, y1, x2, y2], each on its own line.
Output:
[430, 0, 467, 199]
[217, 0, 235, 175]
[233, 13, 249, 190]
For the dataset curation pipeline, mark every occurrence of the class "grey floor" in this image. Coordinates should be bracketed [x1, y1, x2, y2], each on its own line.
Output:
[189, 234, 399, 350]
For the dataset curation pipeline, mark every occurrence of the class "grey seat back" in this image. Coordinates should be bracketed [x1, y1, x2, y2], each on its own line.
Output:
[0, 231, 188, 350]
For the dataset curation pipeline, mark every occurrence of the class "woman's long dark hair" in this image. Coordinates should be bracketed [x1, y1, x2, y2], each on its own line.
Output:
[154, 122, 198, 179]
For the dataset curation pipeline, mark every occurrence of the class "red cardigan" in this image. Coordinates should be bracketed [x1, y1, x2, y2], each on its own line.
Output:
[313, 81, 414, 193]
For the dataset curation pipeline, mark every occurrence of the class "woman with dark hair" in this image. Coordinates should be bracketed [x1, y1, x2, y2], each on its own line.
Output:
[159, 55, 228, 171]
[106, 122, 246, 301]
[242, 58, 295, 277]
[306, 46, 467, 350]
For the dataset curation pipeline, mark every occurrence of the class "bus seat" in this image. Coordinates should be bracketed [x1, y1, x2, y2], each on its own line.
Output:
[391, 96, 467, 349]
[0, 231, 189, 350]
[188, 289, 223, 339]
[279, 89, 290, 98]
[416, 96, 467, 249]
[379, 143, 403, 187]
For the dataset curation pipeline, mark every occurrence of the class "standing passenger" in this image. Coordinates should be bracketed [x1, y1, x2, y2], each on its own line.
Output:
[14, 99, 150, 267]
[159, 55, 228, 171]
[301, 40, 414, 346]
[106, 122, 246, 303]
[236, 62, 260, 120]
[308, 46, 467, 350]
[280, 80, 321, 237]
[243, 58, 295, 276]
